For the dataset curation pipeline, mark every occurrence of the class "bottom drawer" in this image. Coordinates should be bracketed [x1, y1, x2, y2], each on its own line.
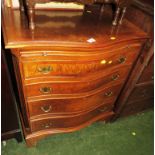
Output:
[30, 105, 114, 132]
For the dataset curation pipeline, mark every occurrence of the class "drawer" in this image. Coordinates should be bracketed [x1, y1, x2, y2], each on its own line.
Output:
[138, 56, 154, 83]
[28, 83, 122, 118]
[30, 105, 114, 132]
[21, 45, 140, 79]
[25, 67, 129, 97]
[128, 84, 154, 102]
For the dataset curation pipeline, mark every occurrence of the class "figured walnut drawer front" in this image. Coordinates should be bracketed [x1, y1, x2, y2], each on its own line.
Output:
[138, 56, 154, 83]
[21, 47, 140, 79]
[25, 67, 128, 97]
[30, 104, 114, 132]
[28, 83, 122, 118]
[128, 84, 154, 102]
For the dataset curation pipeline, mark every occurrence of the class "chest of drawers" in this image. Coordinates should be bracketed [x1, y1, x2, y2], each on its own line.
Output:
[2, 6, 148, 147]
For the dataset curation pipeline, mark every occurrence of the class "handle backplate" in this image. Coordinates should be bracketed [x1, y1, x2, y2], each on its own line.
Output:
[37, 66, 52, 74]
[40, 87, 52, 94]
[105, 91, 113, 97]
[111, 74, 120, 81]
[42, 122, 52, 129]
[41, 105, 52, 113]
[118, 57, 126, 64]
[99, 107, 108, 112]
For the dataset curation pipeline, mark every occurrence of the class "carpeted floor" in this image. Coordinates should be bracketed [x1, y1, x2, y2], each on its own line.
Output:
[2, 110, 153, 155]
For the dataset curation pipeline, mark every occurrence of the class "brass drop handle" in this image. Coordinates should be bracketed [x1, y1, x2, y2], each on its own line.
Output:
[45, 125, 50, 128]
[37, 66, 52, 74]
[40, 87, 52, 94]
[111, 74, 120, 81]
[42, 122, 52, 129]
[105, 91, 113, 97]
[118, 57, 126, 64]
[98, 107, 108, 112]
[41, 105, 52, 113]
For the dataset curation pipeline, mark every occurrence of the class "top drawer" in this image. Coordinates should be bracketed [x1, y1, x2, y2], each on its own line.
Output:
[20, 44, 141, 79]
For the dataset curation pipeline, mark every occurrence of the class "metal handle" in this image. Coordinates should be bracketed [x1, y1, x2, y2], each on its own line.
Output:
[99, 107, 108, 112]
[118, 57, 126, 64]
[111, 74, 120, 81]
[42, 122, 52, 129]
[37, 66, 52, 74]
[41, 105, 52, 113]
[44, 125, 50, 128]
[40, 87, 52, 94]
[105, 91, 113, 97]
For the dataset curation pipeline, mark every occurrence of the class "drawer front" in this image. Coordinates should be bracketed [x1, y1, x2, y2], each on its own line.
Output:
[30, 105, 114, 132]
[21, 47, 140, 79]
[28, 84, 122, 118]
[25, 67, 128, 97]
[128, 84, 154, 101]
[138, 56, 154, 83]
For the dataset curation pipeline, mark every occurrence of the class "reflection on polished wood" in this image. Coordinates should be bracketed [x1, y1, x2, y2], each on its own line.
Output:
[2, 7, 147, 49]
[19, 0, 133, 29]
[2, 5, 148, 147]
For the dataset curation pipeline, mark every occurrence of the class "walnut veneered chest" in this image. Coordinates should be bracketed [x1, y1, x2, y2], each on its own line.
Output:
[2, 6, 148, 147]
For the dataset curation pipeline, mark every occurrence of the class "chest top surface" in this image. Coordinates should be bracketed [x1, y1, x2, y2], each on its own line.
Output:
[2, 5, 147, 49]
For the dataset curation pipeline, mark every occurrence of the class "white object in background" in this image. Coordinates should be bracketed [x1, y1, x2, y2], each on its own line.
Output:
[11, 0, 84, 9]
[12, 0, 19, 8]
[36, 2, 84, 9]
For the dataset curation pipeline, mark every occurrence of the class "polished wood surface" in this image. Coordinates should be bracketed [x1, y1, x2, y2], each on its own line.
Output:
[20, 0, 133, 29]
[25, 67, 128, 97]
[2, 4, 148, 146]
[2, 7, 147, 49]
[28, 83, 121, 118]
[21, 44, 140, 79]
[30, 105, 113, 132]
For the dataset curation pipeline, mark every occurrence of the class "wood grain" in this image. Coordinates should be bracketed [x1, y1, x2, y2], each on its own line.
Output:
[2, 6, 148, 146]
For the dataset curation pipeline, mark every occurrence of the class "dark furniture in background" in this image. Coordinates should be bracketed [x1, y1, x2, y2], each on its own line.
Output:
[1, 48, 23, 142]
[114, 0, 154, 118]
